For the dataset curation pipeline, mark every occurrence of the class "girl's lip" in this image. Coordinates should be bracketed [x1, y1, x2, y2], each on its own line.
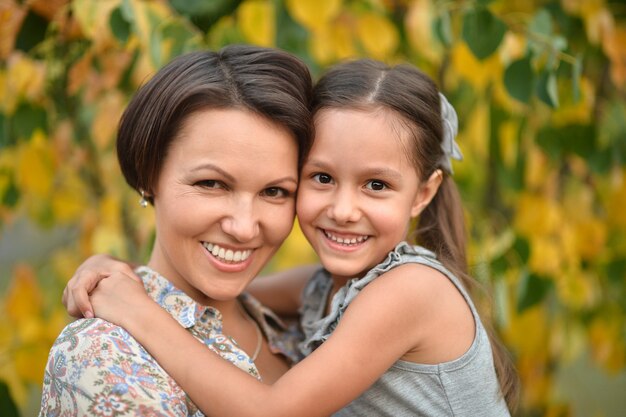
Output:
[319, 228, 370, 252]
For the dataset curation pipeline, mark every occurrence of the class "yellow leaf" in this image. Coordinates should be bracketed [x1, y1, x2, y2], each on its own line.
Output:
[67, 50, 93, 95]
[16, 130, 54, 198]
[356, 13, 399, 60]
[51, 168, 89, 223]
[498, 120, 519, 168]
[45, 307, 70, 342]
[4, 53, 46, 113]
[14, 344, 50, 384]
[450, 42, 502, 91]
[310, 24, 356, 65]
[555, 269, 599, 310]
[603, 24, 626, 87]
[405, 0, 440, 63]
[514, 193, 562, 237]
[0, 356, 28, 407]
[71, 0, 119, 45]
[574, 217, 607, 260]
[0, 2, 25, 59]
[582, 5, 614, 45]
[528, 235, 562, 276]
[589, 316, 626, 373]
[238, 0, 275, 47]
[461, 99, 489, 161]
[504, 304, 549, 356]
[92, 91, 125, 151]
[5, 264, 43, 322]
[91, 224, 128, 258]
[286, 0, 341, 31]
[606, 168, 626, 229]
[550, 77, 594, 126]
[272, 220, 318, 271]
[50, 249, 83, 285]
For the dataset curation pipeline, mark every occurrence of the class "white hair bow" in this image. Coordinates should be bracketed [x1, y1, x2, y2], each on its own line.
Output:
[439, 92, 463, 175]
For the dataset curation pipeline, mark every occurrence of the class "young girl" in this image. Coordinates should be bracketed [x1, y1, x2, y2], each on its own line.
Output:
[65, 58, 518, 416]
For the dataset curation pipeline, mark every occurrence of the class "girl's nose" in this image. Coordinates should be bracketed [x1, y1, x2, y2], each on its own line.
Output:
[221, 198, 260, 242]
[327, 190, 361, 224]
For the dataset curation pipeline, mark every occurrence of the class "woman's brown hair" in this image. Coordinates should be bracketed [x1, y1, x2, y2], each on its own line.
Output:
[116, 44, 313, 202]
[312, 58, 520, 411]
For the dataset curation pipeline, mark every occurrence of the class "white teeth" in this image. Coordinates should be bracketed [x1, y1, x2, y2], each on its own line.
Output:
[203, 243, 252, 263]
[324, 231, 369, 246]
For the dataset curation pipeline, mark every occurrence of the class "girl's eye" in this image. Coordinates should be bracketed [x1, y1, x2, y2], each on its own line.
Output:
[262, 187, 291, 198]
[366, 180, 387, 191]
[313, 173, 333, 184]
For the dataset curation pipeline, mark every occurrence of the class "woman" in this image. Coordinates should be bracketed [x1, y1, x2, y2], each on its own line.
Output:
[39, 44, 313, 416]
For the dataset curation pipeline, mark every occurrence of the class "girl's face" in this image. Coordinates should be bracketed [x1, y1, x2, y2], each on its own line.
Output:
[297, 108, 434, 283]
[149, 108, 298, 305]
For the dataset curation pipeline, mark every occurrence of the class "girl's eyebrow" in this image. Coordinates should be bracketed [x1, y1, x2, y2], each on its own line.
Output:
[361, 167, 402, 180]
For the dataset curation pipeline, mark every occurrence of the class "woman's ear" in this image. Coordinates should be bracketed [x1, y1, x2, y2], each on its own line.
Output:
[410, 169, 443, 218]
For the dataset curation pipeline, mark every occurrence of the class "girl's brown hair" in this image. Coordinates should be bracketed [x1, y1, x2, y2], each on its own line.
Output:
[117, 45, 313, 201]
[312, 59, 519, 411]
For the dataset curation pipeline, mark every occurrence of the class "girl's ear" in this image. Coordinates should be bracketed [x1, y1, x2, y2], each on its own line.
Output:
[410, 169, 443, 218]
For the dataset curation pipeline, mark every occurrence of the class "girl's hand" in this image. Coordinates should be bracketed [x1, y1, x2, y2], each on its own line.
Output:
[63, 254, 141, 318]
[90, 271, 154, 328]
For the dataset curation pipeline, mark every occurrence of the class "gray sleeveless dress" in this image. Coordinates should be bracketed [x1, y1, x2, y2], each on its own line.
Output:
[299, 242, 510, 417]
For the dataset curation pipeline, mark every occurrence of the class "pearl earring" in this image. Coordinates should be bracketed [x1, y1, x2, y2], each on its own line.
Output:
[139, 190, 148, 208]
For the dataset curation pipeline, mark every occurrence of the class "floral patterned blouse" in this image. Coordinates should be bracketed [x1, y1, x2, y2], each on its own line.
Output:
[39, 266, 303, 417]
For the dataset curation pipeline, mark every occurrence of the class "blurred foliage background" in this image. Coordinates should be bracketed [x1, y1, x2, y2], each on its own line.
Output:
[0, 0, 625, 416]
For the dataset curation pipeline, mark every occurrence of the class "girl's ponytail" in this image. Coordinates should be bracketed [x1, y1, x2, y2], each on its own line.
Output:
[417, 176, 520, 412]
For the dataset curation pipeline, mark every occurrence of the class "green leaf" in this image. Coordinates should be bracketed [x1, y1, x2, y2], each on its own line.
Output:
[0, 113, 8, 148]
[536, 124, 596, 159]
[0, 381, 19, 417]
[164, 20, 202, 58]
[1, 178, 20, 208]
[516, 271, 552, 312]
[462, 7, 507, 60]
[504, 56, 534, 103]
[15, 10, 49, 52]
[12, 103, 47, 140]
[572, 55, 582, 102]
[529, 9, 553, 37]
[535, 70, 559, 107]
[433, 10, 453, 47]
[514, 237, 531, 264]
[110, 6, 131, 43]
[607, 258, 626, 284]
[170, 0, 242, 32]
[147, 9, 164, 68]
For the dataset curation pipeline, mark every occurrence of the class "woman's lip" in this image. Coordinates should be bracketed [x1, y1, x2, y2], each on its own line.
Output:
[201, 242, 255, 272]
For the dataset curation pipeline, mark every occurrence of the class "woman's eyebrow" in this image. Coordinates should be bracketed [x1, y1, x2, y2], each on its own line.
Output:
[190, 163, 235, 182]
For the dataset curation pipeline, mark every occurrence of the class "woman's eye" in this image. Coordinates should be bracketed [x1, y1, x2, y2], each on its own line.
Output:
[262, 187, 290, 198]
[195, 180, 224, 189]
[366, 180, 387, 191]
[313, 173, 333, 184]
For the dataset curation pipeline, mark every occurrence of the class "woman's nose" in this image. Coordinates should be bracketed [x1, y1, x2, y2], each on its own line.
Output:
[221, 198, 260, 242]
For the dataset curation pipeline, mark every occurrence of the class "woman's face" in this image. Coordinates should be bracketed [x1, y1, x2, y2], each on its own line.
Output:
[148, 108, 299, 305]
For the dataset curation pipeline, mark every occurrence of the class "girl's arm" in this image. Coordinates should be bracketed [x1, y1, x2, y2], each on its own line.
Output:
[64, 255, 319, 319]
[91, 264, 429, 417]
[246, 264, 319, 316]
[63, 254, 141, 318]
